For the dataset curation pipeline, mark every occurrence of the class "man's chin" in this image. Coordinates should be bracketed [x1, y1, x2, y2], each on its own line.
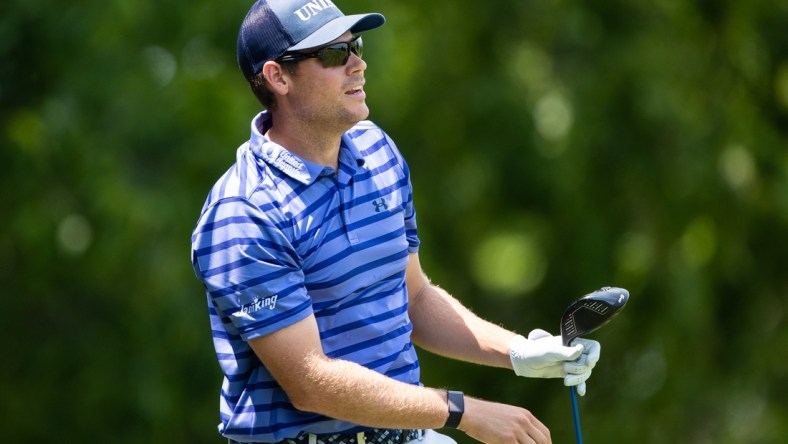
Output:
[348, 105, 370, 123]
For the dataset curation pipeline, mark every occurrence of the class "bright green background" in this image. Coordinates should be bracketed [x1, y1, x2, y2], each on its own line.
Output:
[2, 0, 787, 442]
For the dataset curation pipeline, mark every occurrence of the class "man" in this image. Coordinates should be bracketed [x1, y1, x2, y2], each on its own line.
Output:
[190, 1, 601, 443]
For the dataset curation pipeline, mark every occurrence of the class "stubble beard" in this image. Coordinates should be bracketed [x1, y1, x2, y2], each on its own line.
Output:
[299, 99, 369, 135]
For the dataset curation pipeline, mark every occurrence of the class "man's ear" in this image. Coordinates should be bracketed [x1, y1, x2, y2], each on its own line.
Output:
[262, 61, 290, 95]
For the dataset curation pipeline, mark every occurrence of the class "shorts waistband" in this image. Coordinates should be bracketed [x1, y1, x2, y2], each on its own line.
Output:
[229, 428, 424, 444]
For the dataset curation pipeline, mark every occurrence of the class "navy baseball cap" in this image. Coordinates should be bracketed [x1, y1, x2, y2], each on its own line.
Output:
[237, 0, 386, 81]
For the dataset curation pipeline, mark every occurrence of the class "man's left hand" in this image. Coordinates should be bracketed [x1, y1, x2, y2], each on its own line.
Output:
[509, 329, 601, 396]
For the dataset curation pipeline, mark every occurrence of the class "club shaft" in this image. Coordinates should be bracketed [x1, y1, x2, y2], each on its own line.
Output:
[570, 386, 583, 444]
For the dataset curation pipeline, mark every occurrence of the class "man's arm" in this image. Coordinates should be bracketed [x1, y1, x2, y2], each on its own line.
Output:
[405, 253, 600, 388]
[249, 307, 552, 443]
[405, 252, 517, 369]
[248, 314, 448, 429]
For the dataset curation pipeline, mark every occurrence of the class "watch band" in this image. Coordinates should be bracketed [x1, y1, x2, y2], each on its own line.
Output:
[444, 390, 465, 429]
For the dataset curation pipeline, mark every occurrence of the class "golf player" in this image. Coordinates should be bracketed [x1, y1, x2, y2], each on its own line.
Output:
[190, 1, 602, 443]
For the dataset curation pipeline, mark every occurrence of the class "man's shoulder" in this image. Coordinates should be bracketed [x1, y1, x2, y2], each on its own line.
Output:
[347, 119, 387, 139]
[198, 143, 282, 217]
[346, 120, 400, 153]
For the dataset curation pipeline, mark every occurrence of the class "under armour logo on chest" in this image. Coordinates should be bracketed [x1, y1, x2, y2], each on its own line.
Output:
[372, 198, 388, 212]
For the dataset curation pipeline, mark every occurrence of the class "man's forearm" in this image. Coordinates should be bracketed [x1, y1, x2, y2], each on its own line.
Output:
[291, 353, 552, 444]
[291, 351, 451, 429]
[408, 282, 517, 369]
[249, 315, 452, 430]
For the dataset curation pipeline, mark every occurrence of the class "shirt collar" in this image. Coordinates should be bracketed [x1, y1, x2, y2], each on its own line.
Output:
[249, 112, 332, 185]
[340, 132, 366, 171]
[249, 111, 367, 184]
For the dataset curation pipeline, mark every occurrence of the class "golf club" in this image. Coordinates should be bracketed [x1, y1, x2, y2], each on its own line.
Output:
[560, 287, 629, 444]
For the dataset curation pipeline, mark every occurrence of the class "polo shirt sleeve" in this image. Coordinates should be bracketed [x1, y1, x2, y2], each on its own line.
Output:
[403, 173, 419, 253]
[383, 132, 420, 253]
[191, 196, 313, 341]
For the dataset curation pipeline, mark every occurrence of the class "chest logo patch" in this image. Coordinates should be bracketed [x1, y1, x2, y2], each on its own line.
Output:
[372, 198, 389, 213]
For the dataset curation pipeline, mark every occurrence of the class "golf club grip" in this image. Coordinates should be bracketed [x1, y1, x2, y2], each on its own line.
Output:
[570, 386, 583, 444]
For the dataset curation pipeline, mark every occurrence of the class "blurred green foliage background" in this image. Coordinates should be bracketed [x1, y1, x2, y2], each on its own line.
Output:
[2, 0, 787, 442]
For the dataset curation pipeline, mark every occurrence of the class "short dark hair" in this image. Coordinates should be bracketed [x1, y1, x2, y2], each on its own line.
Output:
[249, 61, 299, 111]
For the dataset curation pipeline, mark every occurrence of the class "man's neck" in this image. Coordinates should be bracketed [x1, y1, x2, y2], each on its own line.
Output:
[265, 117, 348, 171]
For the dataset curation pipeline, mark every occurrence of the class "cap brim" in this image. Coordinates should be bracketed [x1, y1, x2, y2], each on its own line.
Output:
[289, 13, 385, 51]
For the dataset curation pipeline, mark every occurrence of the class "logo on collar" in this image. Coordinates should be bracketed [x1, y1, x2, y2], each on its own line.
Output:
[273, 150, 305, 177]
[293, 0, 337, 21]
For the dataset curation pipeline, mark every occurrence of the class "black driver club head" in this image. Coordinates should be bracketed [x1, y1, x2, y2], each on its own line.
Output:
[561, 287, 629, 346]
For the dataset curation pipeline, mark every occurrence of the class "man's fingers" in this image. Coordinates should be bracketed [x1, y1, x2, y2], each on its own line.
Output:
[562, 338, 601, 374]
[532, 345, 583, 368]
[563, 344, 584, 361]
[563, 370, 591, 388]
[562, 357, 590, 375]
[587, 343, 601, 367]
[519, 408, 552, 444]
[559, 337, 600, 396]
[573, 337, 601, 367]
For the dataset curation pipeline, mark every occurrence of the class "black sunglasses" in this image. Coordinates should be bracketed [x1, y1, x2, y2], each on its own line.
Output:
[277, 36, 363, 68]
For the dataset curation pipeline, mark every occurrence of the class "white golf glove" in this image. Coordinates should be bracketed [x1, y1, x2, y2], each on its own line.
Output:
[509, 329, 601, 396]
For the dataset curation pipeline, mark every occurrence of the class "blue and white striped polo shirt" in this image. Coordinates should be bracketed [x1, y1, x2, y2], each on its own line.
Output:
[191, 111, 421, 442]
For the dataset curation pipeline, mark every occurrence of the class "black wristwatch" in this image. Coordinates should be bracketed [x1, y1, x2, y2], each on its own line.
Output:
[444, 390, 465, 429]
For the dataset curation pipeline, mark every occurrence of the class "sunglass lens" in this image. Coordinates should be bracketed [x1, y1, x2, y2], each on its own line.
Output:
[319, 47, 349, 67]
[316, 38, 363, 68]
[352, 38, 363, 58]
